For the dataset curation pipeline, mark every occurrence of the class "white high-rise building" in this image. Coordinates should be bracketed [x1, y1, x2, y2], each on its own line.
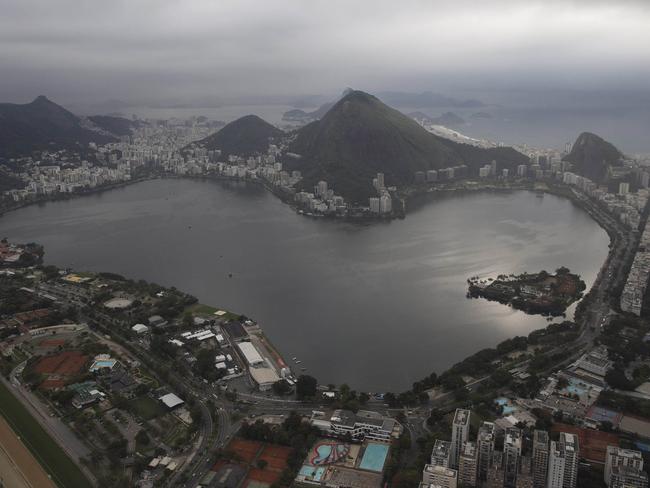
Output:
[421, 465, 458, 488]
[547, 441, 565, 488]
[458, 441, 478, 487]
[504, 427, 522, 488]
[619, 182, 630, 195]
[477, 422, 495, 482]
[369, 197, 380, 213]
[547, 433, 579, 488]
[376, 172, 385, 189]
[379, 194, 392, 214]
[316, 180, 328, 197]
[431, 440, 452, 468]
[533, 430, 550, 488]
[450, 409, 470, 469]
[610, 466, 648, 488]
[561, 433, 579, 488]
[605, 446, 644, 486]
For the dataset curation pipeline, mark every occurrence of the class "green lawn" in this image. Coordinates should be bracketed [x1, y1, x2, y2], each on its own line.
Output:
[0, 380, 92, 488]
[186, 303, 238, 320]
[187, 303, 219, 315]
[162, 417, 188, 447]
[128, 395, 166, 420]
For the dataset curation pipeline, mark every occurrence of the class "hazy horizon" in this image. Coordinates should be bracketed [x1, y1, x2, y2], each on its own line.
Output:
[2, 0, 650, 111]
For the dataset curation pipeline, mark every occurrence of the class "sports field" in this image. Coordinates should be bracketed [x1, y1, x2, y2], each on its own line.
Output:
[0, 415, 57, 488]
[0, 380, 92, 488]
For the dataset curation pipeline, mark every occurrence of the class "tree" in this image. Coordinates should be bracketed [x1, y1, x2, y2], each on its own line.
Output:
[426, 408, 444, 427]
[296, 375, 317, 399]
[135, 429, 150, 446]
[605, 368, 634, 391]
[272, 379, 292, 396]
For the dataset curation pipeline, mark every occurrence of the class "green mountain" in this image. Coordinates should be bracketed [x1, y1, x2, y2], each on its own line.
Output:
[563, 132, 623, 183]
[0, 96, 116, 158]
[194, 115, 283, 157]
[88, 115, 138, 137]
[285, 91, 527, 203]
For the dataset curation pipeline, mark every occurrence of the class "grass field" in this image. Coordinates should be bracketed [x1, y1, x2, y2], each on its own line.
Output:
[163, 417, 188, 447]
[0, 380, 92, 488]
[128, 395, 166, 420]
[187, 303, 239, 320]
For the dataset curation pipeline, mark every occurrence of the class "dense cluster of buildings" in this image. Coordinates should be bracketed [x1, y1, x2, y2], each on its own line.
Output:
[294, 179, 347, 216]
[420, 409, 648, 488]
[561, 171, 648, 230]
[2, 119, 215, 203]
[4, 161, 133, 202]
[415, 165, 469, 184]
[621, 216, 650, 315]
[369, 172, 393, 215]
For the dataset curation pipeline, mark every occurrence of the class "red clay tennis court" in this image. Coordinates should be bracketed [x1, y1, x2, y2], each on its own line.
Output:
[258, 444, 291, 471]
[552, 424, 619, 463]
[227, 438, 263, 464]
[33, 351, 87, 376]
[246, 467, 281, 485]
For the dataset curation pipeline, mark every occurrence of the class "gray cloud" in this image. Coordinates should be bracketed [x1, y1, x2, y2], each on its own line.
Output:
[1, 0, 649, 108]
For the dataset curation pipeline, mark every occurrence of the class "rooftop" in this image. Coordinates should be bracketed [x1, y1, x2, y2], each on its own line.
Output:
[453, 408, 470, 426]
[159, 392, 184, 409]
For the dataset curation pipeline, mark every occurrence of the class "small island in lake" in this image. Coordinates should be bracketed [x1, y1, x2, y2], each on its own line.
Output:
[467, 267, 586, 316]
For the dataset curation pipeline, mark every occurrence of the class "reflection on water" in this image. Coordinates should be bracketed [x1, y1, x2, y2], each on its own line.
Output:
[0, 179, 609, 390]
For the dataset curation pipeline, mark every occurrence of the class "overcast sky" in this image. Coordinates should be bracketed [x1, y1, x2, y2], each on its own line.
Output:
[1, 0, 649, 107]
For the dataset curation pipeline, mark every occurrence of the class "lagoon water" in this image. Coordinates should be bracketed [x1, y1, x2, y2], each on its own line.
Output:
[0, 179, 609, 391]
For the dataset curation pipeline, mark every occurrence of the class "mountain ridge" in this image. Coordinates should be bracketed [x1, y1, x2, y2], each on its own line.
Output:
[193, 114, 283, 157]
[284, 91, 527, 202]
[563, 132, 623, 183]
[0, 96, 117, 158]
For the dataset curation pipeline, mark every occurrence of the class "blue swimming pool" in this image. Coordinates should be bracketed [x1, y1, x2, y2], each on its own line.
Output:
[495, 397, 517, 415]
[311, 442, 349, 465]
[359, 443, 389, 472]
[299, 465, 326, 481]
[565, 378, 588, 396]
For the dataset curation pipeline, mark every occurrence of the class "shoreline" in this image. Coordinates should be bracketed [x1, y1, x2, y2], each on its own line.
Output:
[0, 177, 628, 392]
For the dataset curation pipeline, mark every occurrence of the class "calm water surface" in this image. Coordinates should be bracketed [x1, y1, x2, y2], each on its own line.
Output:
[0, 179, 609, 391]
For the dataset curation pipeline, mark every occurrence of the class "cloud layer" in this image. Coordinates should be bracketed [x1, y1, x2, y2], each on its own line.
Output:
[1, 0, 649, 106]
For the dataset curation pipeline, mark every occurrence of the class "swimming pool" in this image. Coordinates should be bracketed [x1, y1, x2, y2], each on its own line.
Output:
[299, 465, 326, 481]
[495, 397, 517, 415]
[565, 378, 588, 396]
[311, 442, 349, 465]
[359, 443, 389, 472]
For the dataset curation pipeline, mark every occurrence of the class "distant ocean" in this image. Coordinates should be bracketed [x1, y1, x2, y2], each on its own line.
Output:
[121, 103, 650, 155]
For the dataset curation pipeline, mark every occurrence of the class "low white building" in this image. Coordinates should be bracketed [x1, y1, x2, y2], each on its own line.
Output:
[132, 323, 149, 334]
[159, 393, 184, 409]
[237, 341, 264, 366]
[310, 409, 401, 442]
